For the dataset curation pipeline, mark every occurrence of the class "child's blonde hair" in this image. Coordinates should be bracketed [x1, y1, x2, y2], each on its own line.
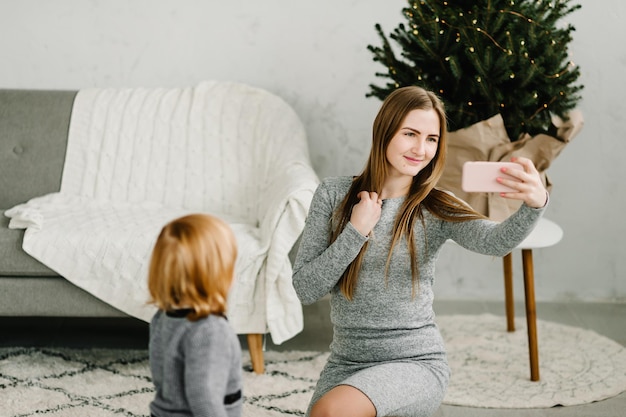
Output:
[148, 213, 237, 321]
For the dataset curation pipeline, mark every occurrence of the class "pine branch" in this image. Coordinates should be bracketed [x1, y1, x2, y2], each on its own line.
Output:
[367, 0, 584, 140]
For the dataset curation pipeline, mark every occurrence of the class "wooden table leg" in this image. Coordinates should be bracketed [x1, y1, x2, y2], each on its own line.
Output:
[503, 253, 515, 332]
[522, 249, 540, 381]
[247, 333, 265, 374]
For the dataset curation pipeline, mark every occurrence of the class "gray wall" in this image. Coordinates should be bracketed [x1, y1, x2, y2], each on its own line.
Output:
[1, 0, 623, 302]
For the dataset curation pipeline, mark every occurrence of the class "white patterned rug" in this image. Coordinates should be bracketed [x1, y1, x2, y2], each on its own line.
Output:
[437, 314, 626, 408]
[1, 314, 625, 416]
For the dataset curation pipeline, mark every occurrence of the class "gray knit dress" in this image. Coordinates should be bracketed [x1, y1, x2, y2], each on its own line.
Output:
[292, 176, 546, 417]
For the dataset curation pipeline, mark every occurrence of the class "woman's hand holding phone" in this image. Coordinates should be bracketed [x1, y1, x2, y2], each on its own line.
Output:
[462, 158, 548, 208]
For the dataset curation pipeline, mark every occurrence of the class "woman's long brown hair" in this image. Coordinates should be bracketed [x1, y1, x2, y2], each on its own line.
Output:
[330, 86, 485, 300]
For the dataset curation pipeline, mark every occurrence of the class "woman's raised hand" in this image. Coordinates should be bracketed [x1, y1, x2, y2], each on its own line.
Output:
[350, 191, 383, 237]
[497, 157, 548, 208]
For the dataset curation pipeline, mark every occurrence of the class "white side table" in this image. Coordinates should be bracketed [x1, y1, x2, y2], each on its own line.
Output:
[502, 217, 563, 381]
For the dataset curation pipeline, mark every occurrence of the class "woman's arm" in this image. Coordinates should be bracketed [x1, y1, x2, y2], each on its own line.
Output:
[444, 156, 548, 256]
[292, 180, 369, 304]
[444, 201, 547, 257]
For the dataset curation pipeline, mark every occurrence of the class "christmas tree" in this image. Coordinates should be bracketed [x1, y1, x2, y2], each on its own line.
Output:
[367, 0, 584, 141]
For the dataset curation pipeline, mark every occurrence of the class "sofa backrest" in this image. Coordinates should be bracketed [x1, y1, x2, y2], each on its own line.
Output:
[0, 89, 76, 209]
[1, 82, 313, 227]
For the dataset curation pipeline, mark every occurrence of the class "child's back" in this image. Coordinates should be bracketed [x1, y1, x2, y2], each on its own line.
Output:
[149, 310, 242, 417]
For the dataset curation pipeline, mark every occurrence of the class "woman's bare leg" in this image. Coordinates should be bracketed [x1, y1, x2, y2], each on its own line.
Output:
[310, 384, 376, 417]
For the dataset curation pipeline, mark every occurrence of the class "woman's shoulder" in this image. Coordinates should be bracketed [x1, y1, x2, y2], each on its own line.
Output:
[315, 176, 353, 199]
[424, 188, 485, 223]
[320, 175, 354, 189]
[431, 187, 474, 209]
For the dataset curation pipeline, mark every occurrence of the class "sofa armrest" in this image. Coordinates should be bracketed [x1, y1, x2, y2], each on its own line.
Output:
[256, 162, 319, 343]
[259, 162, 318, 255]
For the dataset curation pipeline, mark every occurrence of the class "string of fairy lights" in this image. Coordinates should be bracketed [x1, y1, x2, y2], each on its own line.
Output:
[395, 0, 577, 125]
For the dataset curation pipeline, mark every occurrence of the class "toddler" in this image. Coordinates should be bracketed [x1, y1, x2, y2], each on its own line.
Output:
[147, 213, 243, 417]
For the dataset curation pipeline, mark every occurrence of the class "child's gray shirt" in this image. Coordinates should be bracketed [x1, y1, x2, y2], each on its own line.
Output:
[149, 311, 242, 417]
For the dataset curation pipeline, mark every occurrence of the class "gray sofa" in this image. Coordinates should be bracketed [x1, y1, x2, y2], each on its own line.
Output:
[0, 89, 126, 317]
[1, 86, 318, 376]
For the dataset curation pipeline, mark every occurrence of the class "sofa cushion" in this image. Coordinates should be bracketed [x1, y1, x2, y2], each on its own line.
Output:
[0, 276, 126, 316]
[0, 213, 57, 276]
[0, 89, 75, 209]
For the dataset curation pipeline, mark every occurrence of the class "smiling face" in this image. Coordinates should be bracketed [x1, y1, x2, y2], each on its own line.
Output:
[385, 108, 440, 181]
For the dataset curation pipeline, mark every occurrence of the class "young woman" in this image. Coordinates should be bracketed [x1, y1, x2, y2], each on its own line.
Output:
[147, 213, 243, 417]
[292, 86, 548, 417]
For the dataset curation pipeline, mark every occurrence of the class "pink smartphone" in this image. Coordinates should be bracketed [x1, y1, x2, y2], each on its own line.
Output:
[461, 161, 523, 193]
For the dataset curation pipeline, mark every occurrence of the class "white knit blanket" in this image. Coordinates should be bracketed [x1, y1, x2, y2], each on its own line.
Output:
[5, 81, 319, 344]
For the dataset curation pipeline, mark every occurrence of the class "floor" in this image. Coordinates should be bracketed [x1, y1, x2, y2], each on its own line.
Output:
[270, 299, 626, 417]
[2, 299, 625, 416]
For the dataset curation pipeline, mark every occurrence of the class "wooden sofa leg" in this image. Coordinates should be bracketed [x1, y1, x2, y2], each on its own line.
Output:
[247, 333, 265, 374]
